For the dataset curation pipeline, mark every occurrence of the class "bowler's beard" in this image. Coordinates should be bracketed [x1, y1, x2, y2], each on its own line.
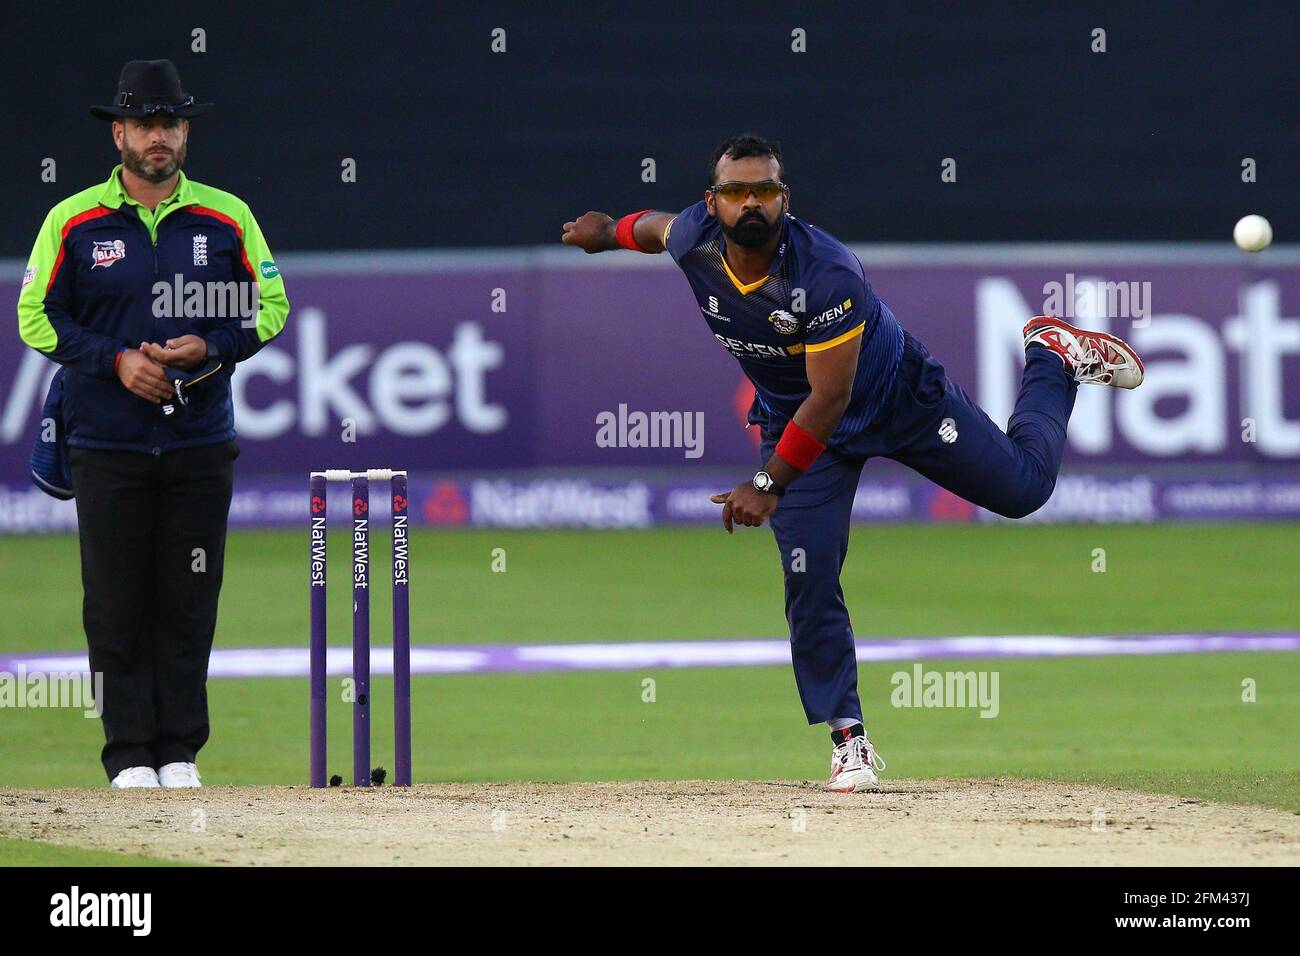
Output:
[722, 208, 782, 248]
[122, 142, 186, 183]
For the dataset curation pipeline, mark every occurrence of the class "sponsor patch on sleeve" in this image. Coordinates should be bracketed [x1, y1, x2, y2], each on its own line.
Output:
[21, 265, 37, 289]
[259, 260, 280, 279]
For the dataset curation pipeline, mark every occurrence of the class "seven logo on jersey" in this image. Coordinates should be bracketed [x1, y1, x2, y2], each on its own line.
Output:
[938, 418, 959, 443]
[91, 239, 126, 269]
[192, 234, 208, 266]
[768, 309, 800, 335]
[807, 298, 854, 331]
[714, 333, 804, 358]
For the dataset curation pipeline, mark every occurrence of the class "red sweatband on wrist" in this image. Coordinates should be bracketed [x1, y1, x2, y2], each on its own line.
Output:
[775, 420, 827, 471]
[113, 347, 127, 374]
[615, 210, 654, 252]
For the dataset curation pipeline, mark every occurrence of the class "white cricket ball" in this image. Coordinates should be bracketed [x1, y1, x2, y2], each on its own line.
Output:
[1233, 214, 1273, 253]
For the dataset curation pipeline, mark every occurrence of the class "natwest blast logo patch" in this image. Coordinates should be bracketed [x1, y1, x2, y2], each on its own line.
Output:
[91, 239, 126, 269]
[768, 309, 799, 335]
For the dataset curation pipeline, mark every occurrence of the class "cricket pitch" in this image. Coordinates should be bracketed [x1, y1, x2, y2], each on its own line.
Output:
[4, 779, 1298, 866]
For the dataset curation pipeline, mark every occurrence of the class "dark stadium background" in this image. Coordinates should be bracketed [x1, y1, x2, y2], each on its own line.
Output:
[3, 2, 1296, 255]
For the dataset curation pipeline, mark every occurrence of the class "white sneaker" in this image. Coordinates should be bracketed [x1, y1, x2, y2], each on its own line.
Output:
[1022, 316, 1144, 389]
[157, 762, 202, 788]
[827, 735, 886, 793]
[111, 766, 161, 789]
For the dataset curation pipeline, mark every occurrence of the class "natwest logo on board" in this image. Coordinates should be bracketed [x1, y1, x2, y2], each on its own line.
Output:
[977, 278, 1300, 459]
[232, 308, 508, 440]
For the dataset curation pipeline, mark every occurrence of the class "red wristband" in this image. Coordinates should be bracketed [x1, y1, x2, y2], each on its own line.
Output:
[615, 210, 654, 252]
[775, 420, 827, 471]
[113, 347, 127, 375]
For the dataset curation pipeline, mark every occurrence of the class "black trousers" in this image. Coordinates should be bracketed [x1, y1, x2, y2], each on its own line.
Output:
[69, 441, 237, 780]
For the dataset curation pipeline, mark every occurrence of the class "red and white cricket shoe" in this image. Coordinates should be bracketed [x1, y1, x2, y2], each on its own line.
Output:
[1022, 316, 1145, 389]
[827, 735, 886, 793]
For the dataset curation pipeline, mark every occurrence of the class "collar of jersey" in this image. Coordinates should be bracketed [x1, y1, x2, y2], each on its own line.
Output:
[719, 215, 789, 295]
[99, 164, 195, 212]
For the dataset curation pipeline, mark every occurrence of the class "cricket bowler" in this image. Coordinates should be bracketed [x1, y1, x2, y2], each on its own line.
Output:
[562, 134, 1143, 792]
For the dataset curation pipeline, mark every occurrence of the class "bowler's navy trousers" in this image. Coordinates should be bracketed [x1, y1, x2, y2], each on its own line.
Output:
[762, 331, 1077, 724]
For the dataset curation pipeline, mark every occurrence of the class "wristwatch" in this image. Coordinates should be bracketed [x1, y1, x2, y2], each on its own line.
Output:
[752, 471, 786, 497]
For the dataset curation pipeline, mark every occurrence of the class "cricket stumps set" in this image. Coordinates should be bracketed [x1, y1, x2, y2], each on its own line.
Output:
[309, 469, 411, 787]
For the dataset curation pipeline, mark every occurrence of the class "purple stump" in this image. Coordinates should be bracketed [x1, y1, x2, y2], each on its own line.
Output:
[391, 474, 412, 786]
[309, 475, 328, 788]
[352, 476, 371, 786]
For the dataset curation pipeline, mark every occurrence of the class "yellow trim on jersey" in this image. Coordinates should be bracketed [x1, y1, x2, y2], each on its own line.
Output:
[720, 254, 770, 295]
[662, 215, 677, 246]
[804, 322, 865, 353]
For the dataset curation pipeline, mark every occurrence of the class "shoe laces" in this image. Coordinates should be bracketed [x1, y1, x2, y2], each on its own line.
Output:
[832, 736, 886, 772]
[1069, 339, 1127, 385]
[163, 762, 200, 783]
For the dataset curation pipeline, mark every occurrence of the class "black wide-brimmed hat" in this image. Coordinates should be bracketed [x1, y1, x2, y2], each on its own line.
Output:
[90, 59, 212, 120]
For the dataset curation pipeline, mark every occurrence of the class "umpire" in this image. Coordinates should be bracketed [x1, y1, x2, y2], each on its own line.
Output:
[16, 60, 289, 788]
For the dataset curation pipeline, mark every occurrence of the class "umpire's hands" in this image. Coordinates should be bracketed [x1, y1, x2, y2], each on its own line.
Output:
[710, 482, 779, 533]
[115, 348, 172, 403]
[140, 335, 207, 372]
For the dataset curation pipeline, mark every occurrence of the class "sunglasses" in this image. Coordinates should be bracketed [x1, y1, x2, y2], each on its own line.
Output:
[708, 180, 787, 202]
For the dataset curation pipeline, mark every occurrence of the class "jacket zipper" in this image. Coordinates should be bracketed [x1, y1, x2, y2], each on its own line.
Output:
[139, 207, 163, 451]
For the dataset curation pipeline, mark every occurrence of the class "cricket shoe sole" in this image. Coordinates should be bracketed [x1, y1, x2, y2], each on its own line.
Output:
[827, 764, 881, 793]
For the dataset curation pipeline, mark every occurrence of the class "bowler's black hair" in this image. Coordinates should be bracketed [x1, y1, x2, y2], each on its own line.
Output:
[709, 134, 785, 184]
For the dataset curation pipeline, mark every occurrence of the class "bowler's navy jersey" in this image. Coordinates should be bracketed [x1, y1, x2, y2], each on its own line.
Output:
[665, 201, 903, 445]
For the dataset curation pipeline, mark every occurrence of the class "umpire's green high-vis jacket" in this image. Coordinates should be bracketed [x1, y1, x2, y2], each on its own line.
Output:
[16, 165, 289, 453]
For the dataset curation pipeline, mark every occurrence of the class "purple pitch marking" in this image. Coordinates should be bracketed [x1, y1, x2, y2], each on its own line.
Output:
[5, 633, 1297, 681]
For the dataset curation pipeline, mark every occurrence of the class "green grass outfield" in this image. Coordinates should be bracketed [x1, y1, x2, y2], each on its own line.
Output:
[1, 523, 1297, 861]
[0, 836, 180, 867]
[5, 522, 1298, 650]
